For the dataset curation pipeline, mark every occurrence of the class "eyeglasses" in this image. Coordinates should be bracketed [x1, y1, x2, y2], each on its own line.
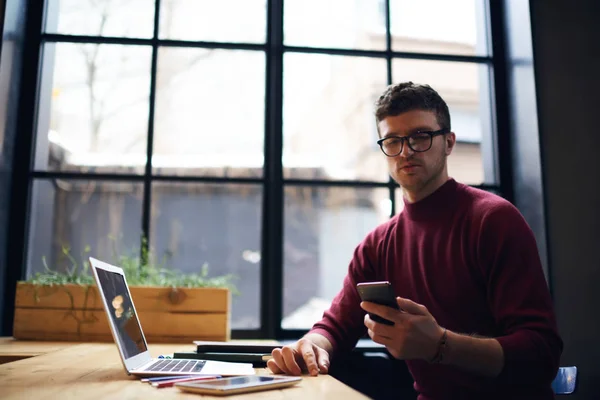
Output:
[376, 129, 449, 157]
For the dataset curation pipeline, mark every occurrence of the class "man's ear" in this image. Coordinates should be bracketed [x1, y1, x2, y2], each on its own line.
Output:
[445, 132, 456, 155]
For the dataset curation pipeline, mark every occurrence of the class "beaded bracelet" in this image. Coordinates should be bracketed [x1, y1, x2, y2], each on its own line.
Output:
[429, 328, 448, 364]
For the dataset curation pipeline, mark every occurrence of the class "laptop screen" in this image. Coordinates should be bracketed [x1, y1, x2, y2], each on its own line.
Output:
[95, 268, 148, 359]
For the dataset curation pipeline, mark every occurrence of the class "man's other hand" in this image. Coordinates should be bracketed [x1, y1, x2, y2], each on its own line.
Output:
[267, 337, 330, 376]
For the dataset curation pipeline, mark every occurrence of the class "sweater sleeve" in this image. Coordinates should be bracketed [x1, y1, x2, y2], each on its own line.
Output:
[477, 201, 563, 385]
[309, 230, 380, 357]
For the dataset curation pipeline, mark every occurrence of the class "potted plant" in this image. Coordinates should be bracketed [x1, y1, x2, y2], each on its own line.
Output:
[13, 239, 237, 343]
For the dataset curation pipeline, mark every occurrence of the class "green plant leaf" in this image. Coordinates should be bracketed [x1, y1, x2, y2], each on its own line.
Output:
[26, 235, 238, 294]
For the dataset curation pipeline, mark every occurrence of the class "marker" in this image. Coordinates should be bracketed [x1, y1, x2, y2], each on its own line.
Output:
[141, 375, 193, 383]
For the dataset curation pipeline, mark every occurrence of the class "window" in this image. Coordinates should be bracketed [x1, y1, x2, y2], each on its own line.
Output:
[23, 0, 500, 338]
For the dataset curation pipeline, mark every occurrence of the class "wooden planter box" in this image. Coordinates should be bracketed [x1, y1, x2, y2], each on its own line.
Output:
[13, 282, 230, 343]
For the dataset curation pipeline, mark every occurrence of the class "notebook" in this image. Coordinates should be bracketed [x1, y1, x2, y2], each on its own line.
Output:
[89, 257, 255, 377]
[193, 340, 283, 354]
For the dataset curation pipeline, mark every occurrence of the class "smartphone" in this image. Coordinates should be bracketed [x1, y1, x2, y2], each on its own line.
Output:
[356, 281, 400, 326]
[175, 375, 302, 396]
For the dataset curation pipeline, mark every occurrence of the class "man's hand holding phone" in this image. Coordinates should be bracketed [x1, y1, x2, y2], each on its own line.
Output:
[358, 281, 444, 361]
[267, 335, 332, 377]
[356, 281, 401, 325]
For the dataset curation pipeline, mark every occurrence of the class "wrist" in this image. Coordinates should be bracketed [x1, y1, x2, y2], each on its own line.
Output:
[303, 332, 333, 356]
[428, 328, 448, 364]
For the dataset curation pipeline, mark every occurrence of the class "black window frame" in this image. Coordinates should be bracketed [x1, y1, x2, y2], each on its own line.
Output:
[3, 0, 512, 340]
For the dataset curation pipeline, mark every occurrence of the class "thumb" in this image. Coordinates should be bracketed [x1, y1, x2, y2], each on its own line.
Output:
[396, 296, 429, 316]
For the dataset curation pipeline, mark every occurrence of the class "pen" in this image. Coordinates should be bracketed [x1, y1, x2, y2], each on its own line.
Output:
[152, 375, 220, 388]
[141, 375, 193, 383]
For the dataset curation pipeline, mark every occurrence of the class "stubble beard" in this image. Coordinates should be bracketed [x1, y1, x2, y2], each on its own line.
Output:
[393, 151, 447, 195]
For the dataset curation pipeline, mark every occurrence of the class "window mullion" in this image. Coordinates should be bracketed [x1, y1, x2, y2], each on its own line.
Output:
[140, 0, 162, 263]
[260, 0, 285, 339]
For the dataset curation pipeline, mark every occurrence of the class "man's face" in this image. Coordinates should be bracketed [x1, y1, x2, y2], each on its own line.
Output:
[377, 109, 455, 193]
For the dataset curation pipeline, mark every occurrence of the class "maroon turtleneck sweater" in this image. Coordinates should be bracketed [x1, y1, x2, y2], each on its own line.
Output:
[311, 179, 562, 399]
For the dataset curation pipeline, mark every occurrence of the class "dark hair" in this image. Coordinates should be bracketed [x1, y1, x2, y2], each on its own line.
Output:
[374, 82, 451, 131]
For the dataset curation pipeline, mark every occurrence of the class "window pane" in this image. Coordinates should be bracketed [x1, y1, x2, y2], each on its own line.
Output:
[283, 54, 389, 181]
[392, 59, 492, 185]
[153, 49, 265, 177]
[27, 179, 143, 277]
[159, 0, 266, 43]
[390, 0, 489, 56]
[34, 43, 151, 174]
[151, 182, 262, 329]
[284, 0, 386, 50]
[283, 186, 390, 329]
[45, 0, 155, 38]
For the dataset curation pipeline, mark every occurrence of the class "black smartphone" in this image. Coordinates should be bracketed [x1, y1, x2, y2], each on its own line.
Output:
[356, 281, 400, 326]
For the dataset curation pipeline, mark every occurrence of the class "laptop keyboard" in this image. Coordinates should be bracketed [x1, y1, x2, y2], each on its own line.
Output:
[146, 359, 206, 373]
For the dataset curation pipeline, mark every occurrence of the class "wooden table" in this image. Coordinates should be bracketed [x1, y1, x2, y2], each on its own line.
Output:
[0, 336, 76, 364]
[0, 339, 368, 399]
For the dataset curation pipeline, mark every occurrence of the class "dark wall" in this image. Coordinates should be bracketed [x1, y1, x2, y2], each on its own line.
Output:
[529, 0, 600, 398]
[0, 0, 27, 335]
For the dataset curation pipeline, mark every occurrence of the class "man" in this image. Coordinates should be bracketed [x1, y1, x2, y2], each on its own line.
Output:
[268, 82, 563, 399]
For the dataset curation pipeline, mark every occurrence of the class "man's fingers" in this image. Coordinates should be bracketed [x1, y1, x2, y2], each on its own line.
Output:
[359, 297, 430, 318]
[360, 302, 401, 323]
[270, 340, 330, 376]
[367, 327, 395, 348]
[363, 314, 395, 339]
[396, 297, 429, 316]
[281, 346, 303, 375]
[316, 348, 330, 373]
[267, 358, 283, 374]
[271, 348, 293, 375]
[299, 340, 319, 376]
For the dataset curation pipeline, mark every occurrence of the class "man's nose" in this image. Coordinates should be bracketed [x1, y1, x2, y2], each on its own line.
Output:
[399, 140, 414, 157]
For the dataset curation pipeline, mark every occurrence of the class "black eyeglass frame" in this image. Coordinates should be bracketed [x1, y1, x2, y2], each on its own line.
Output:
[376, 128, 450, 157]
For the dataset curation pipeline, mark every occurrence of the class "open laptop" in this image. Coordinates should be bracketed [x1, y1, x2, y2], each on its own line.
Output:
[89, 257, 255, 377]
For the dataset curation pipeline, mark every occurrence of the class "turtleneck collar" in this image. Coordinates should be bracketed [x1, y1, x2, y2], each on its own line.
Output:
[401, 178, 459, 222]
